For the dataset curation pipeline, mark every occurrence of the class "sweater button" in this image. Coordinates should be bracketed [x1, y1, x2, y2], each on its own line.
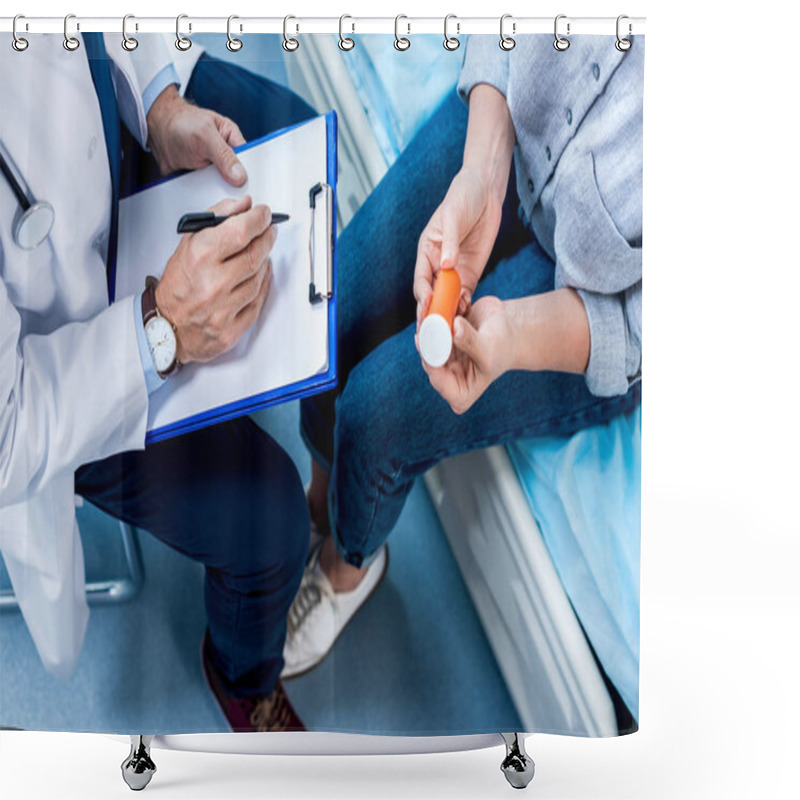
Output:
[566, 108, 573, 125]
[545, 146, 551, 161]
[592, 63, 600, 80]
[527, 177, 534, 193]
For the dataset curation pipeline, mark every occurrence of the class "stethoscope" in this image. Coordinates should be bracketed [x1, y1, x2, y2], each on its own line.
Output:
[0, 140, 54, 250]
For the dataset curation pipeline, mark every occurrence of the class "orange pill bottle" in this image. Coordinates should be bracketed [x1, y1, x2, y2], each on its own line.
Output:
[419, 268, 461, 367]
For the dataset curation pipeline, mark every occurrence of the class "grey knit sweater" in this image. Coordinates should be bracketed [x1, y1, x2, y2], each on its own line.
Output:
[458, 34, 644, 398]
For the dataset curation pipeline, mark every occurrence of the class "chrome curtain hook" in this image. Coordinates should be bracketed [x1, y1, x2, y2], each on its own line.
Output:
[444, 14, 460, 51]
[394, 15, 410, 51]
[554, 14, 570, 51]
[283, 15, 299, 52]
[499, 14, 515, 51]
[63, 13, 80, 51]
[175, 14, 192, 51]
[339, 14, 355, 51]
[122, 14, 138, 51]
[226, 15, 242, 51]
[616, 14, 632, 51]
[12, 14, 29, 51]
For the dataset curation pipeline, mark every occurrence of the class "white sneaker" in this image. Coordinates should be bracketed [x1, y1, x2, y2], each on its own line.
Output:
[281, 541, 388, 679]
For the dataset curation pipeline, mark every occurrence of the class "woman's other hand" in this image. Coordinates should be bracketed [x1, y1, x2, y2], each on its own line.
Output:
[417, 288, 592, 415]
[417, 296, 516, 415]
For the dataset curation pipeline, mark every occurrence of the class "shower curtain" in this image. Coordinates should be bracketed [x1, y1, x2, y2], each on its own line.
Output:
[0, 27, 643, 741]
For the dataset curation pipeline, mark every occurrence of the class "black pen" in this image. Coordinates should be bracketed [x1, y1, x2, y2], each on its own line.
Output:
[177, 211, 290, 234]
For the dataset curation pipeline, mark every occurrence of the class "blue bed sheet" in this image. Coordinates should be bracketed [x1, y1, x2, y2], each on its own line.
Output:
[506, 407, 641, 722]
[341, 34, 462, 164]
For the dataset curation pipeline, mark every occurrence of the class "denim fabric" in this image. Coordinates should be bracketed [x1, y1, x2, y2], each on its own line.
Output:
[300, 90, 640, 568]
[79, 53, 317, 699]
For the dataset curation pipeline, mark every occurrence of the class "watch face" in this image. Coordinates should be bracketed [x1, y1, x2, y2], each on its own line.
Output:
[145, 315, 177, 375]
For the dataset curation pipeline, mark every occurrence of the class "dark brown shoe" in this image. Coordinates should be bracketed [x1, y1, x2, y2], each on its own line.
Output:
[201, 630, 305, 732]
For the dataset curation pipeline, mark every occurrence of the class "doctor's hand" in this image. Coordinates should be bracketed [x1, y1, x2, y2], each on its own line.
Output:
[155, 194, 276, 364]
[146, 85, 247, 186]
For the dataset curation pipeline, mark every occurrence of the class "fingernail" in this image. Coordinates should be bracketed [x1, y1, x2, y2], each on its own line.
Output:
[231, 162, 245, 182]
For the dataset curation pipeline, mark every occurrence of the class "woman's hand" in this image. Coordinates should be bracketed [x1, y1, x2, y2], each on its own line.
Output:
[417, 296, 517, 415]
[413, 167, 504, 328]
[418, 288, 593, 415]
[146, 85, 248, 186]
[413, 83, 515, 331]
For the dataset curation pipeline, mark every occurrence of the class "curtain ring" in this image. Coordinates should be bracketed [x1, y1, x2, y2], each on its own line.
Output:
[226, 15, 243, 51]
[394, 15, 410, 51]
[444, 14, 460, 51]
[499, 14, 515, 51]
[63, 13, 80, 51]
[339, 14, 355, 51]
[122, 14, 138, 51]
[283, 15, 299, 52]
[12, 14, 29, 51]
[175, 14, 192, 51]
[554, 14, 570, 51]
[616, 15, 632, 51]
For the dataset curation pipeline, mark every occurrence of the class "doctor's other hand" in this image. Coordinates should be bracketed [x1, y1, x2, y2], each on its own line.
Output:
[413, 166, 504, 330]
[155, 195, 276, 364]
[417, 296, 516, 415]
[146, 84, 247, 186]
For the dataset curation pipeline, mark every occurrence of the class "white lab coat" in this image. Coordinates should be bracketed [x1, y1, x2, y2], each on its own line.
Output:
[0, 34, 198, 678]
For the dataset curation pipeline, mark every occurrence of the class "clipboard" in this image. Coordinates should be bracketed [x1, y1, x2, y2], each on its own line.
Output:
[114, 112, 338, 444]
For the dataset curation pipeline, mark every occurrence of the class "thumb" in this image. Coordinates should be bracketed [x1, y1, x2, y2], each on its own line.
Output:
[453, 315, 483, 365]
[440, 202, 461, 270]
[207, 123, 247, 186]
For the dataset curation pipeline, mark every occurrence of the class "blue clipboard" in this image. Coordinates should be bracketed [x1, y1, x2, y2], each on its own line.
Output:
[122, 111, 338, 445]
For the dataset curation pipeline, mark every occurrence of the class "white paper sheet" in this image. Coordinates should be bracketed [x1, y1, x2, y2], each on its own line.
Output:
[116, 116, 331, 434]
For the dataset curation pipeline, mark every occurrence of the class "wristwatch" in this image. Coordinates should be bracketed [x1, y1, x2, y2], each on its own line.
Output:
[142, 276, 180, 378]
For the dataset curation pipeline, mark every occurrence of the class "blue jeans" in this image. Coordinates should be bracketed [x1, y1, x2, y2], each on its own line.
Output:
[300, 90, 641, 568]
[78, 53, 317, 699]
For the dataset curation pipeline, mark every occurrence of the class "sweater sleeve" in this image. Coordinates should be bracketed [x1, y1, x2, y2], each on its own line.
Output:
[552, 150, 642, 398]
[577, 283, 641, 397]
[457, 35, 510, 103]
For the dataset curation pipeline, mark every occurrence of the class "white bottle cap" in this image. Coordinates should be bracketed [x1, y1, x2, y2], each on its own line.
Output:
[419, 313, 453, 367]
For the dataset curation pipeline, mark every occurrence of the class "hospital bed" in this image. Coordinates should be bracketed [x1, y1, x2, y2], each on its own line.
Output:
[287, 33, 640, 737]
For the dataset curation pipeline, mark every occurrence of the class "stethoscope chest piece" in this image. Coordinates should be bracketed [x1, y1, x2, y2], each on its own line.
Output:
[14, 200, 55, 250]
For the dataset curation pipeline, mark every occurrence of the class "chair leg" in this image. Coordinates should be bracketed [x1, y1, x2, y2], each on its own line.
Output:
[1, 520, 144, 611]
[121, 735, 156, 791]
[500, 733, 535, 789]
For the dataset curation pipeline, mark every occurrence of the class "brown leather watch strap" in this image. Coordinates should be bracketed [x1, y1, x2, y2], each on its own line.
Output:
[141, 276, 159, 326]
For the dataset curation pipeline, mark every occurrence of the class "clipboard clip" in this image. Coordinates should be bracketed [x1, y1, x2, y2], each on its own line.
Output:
[308, 182, 334, 305]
